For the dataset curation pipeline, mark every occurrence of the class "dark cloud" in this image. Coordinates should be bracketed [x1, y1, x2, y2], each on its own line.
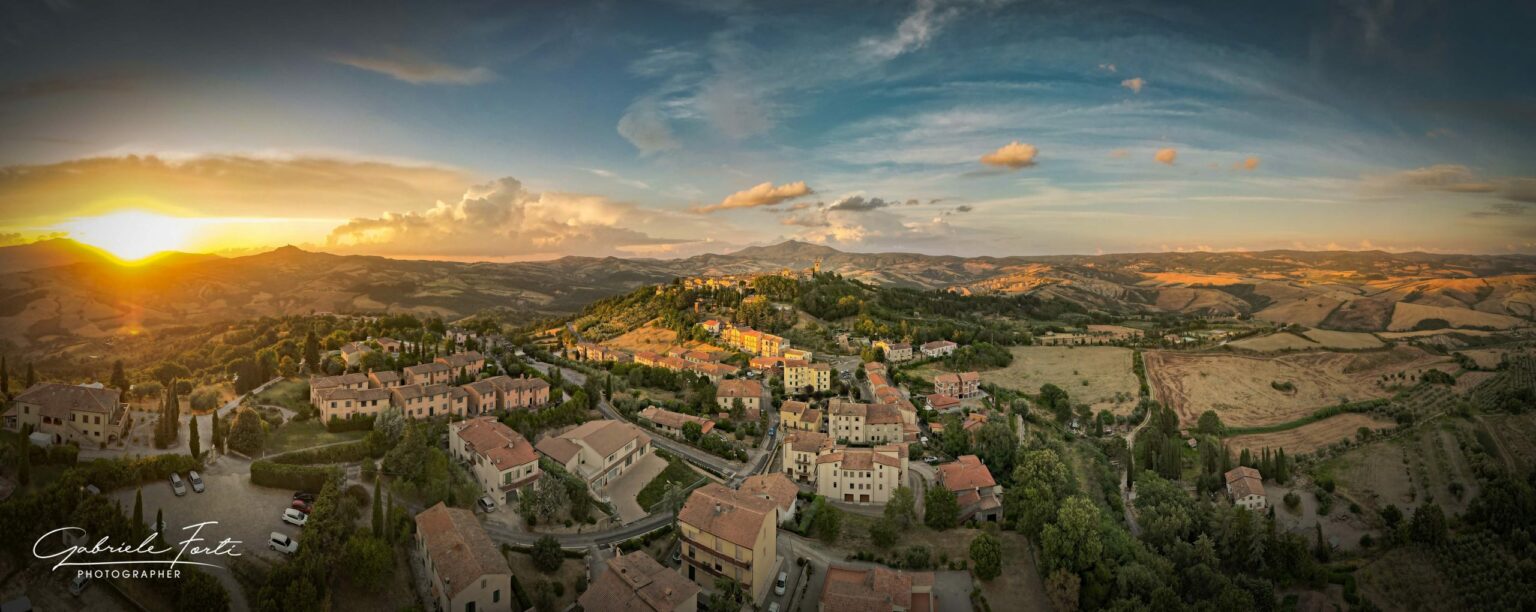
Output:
[0, 74, 135, 101]
[954, 204, 973, 213]
[1468, 202, 1530, 218]
[827, 196, 899, 212]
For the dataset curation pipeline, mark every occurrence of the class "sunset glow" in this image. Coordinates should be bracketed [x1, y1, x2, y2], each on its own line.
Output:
[55, 210, 201, 262]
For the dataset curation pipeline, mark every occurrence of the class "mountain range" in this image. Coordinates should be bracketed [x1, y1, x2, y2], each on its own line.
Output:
[1, 239, 1533, 353]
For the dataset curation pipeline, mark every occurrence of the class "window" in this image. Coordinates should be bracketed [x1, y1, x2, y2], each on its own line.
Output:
[493, 590, 500, 603]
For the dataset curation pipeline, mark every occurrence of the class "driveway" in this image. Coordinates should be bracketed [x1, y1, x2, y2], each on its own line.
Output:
[606, 453, 668, 524]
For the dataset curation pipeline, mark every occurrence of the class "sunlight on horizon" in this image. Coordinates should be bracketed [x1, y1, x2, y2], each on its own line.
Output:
[54, 210, 202, 262]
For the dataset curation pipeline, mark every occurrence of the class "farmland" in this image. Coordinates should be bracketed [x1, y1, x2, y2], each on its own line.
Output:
[1227, 412, 1396, 456]
[916, 345, 1140, 414]
[1143, 346, 1452, 427]
[1387, 301, 1528, 331]
[601, 324, 679, 353]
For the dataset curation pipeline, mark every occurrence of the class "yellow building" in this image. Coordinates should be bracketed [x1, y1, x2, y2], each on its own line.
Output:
[784, 361, 832, 394]
[827, 399, 904, 444]
[782, 430, 835, 482]
[678, 483, 780, 604]
[778, 400, 823, 432]
[813, 444, 909, 505]
[7, 383, 131, 446]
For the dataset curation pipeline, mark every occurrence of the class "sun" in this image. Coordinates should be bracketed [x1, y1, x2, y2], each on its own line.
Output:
[57, 210, 202, 263]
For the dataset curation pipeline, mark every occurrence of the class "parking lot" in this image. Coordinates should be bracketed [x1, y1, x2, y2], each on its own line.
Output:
[108, 455, 306, 565]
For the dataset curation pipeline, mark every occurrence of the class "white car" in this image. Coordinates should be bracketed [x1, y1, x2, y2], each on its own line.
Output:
[282, 508, 308, 527]
[775, 571, 787, 596]
[188, 471, 205, 493]
[269, 532, 299, 554]
[169, 473, 187, 497]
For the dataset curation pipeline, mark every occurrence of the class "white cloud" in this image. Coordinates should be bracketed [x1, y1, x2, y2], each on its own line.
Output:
[979, 141, 1039, 169]
[694, 181, 814, 213]
[326, 51, 495, 85]
[1121, 77, 1146, 94]
[860, 0, 953, 60]
[617, 97, 680, 155]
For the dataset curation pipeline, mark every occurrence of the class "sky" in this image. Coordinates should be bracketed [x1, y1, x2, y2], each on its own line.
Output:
[0, 0, 1534, 261]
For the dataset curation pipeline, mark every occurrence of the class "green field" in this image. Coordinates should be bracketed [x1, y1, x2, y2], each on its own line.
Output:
[253, 378, 312, 414]
[264, 419, 366, 455]
[635, 454, 705, 511]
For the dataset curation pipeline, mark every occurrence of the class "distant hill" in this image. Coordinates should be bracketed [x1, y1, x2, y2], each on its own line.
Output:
[0, 240, 1532, 352]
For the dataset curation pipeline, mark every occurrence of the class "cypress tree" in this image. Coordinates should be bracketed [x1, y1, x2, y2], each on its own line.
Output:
[111, 360, 130, 396]
[372, 477, 384, 537]
[383, 491, 394, 542]
[1125, 450, 1135, 491]
[155, 509, 166, 546]
[17, 436, 30, 486]
[1, 354, 8, 394]
[132, 488, 144, 534]
[24, 362, 35, 389]
[189, 415, 201, 460]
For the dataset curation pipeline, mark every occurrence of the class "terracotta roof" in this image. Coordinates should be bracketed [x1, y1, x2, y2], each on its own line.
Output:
[826, 402, 902, 425]
[780, 400, 810, 417]
[438, 351, 485, 368]
[925, 394, 960, 410]
[454, 417, 538, 470]
[921, 340, 956, 350]
[821, 565, 932, 612]
[739, 473, 797, 515]
[463, 378, 498, 396]
[938, 455, 996, 492]
[14, 383, 120, 416]
[579, 551, 700, 612]
[678, 483, 775, 549]
[404, 362, 450, 376]
[688, 362, 737, 377]
[340, 342, 370, 355]
[558, 419, 650, 458]
[315, 387, 392, 403]
[311, 372, 369, 389]
[640, 407, 715, 435]
[392, 383, 451, 400]
[1225, 467, 1266, 500]
[368, 370, 403, 385]
[491, 375, 550, 392]
[1225, 466, 1262, 484]
[786, 430, 834, 453]
[414, 503, 508, 600]
[716, 378, 762, 399]
[535, 436, 582, 464]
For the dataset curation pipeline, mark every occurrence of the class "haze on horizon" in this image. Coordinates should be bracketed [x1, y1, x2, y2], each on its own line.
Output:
[1, 0, 1534, 262]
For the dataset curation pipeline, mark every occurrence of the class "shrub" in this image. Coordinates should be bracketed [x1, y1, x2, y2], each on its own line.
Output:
[250, 461, 337, 491]
[346, 484, 371, 506]
[533, 536, 563, 573]
[325, 414, 377, 433]
[270, 440, 379, 465]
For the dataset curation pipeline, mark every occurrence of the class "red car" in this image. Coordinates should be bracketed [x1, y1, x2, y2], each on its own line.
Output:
[290, 499, 312, 514]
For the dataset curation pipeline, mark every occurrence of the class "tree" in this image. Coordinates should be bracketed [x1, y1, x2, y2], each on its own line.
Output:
[706, 578, 745, 612]
[1040, 496, 1102, 574]
[885, 485, 916, 528]
[812, 501, 843, 543]
[189, 415, 201, 460]
[228, 407, 265, 456]
[1, 354, 8, 394]
[375, 405, 406, 443]
[682, 420, 704, 443]
[970, 531, 1003, 580]
[24, 361, 35, 389]
[870, 516, 899, 548]
[1044, 569, 1081, 612]
[304, 330, 322, 373]
[1410, 503, 1447, 545]
[533, 535, 563, 573]
[176, 570, 231, 612]
[940, 414, 970, 458]
[1008, 448, 1073, 538]
[15, 433, 29, 486]
[132, 488, 144, 535]
[372, 477, 384, 537]
[924, 486, 959, 530]
[1196, 410, 1225, 436]
[972, 422, 1018, 479]
[1038, 383, 1071, 422]
[110, 360, 131, 396]
[210, 410, 223, 454]
[340, 535, 394, 589]
[155, 508, 166, 545]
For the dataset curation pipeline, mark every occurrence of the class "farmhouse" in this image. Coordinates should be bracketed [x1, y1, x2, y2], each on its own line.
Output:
[6, 383, 132, 446]
[367, 370, 403, 388]
[310, 372, 369, 405]
[925, 393, 961, 412]
[390, 383, 458, 419]
[314, 387, 393, 422]
[375, 337, 402, 354]
[1224, 466, 1267, 510]
[414, 503, 512, 612]
[339, 342, 371, 366]
[435, 351, 486, 380]
[536, 420, 653, 494]
[920, 340, 958, 358]
[450, 417, 540, 503]
[640, 406, 716, 437]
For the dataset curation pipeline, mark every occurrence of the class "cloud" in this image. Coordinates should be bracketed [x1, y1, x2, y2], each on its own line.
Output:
[616, 97, 681, 155]
[0, 73, 136, 101]
[695, 181, 814, 213]
[1098, 63, 1117, 73]
[1389, 165, 1496, 193]
[325, 177, 689, 259]
[954, 204, 974, 213]
[861, 0, 953, 60]
[1154, 148, 1177, 165]
[827, 196, 900, 212]
[326, 51, 495, 85]
[1506, 178, 1536, 204]
[1237, 156, 1260, 171]
[1121, 77, 1146, 93]
[1108, 149, 1130, 158]
[1468, 202, 1530, 218]
[583, 168, 651, 190]
[979, 141, 1039, 169]
[0, 154, 474, 223]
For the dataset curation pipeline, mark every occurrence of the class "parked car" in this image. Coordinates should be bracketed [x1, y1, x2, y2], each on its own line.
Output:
[188, 471, 205, 493]
[69, 574, 91, 596]
[767, 426, 778, 438]
[767, 603, 780, 612]
[923, 456, 940, 464]
[282, 508, 308, 527]
[268, 532, 299, 555]
[292, 492, 316, 503]
[477, 496, 497, 513]
[169, 473, 187, 496]
[290, 499, 312, 514]
[775, 571, 787, 596]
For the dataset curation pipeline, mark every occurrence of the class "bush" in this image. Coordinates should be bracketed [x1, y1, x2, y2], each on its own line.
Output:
[251, 461, 338, 491]
[270, 440, 379, 465]
[533, 536, 563, 573]
[325, 414, 377, 433]
[346, 484, 371, 506]
[190, 386, 223, 411]
[75, 454, 203, 491]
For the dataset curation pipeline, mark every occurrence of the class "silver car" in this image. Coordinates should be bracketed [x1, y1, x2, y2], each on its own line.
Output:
[188, 471, 205, 493]
[170, 473, 187, 497]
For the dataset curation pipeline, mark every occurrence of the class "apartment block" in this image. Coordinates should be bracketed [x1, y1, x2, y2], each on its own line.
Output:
[813, 444, 908, 505]
[451, 417, 540, 503]
[827, 399, 903, 444]
[678, 483, 779, 604]
[415, 503, 513, 612]
[535, 420, 652, 494]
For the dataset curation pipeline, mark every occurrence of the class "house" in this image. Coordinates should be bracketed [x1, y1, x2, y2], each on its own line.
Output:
[314, 387, 393, 422]
[1225, 466, 1267, 510]
[462, 378, 503, 415]
[309, 372, 369, 405]
[748, 356, 786, 373]
[403, 362, 452, 386]
[6, 383, 132, 446]
[367, 370, 404, 388]
[535, 420, 652, 494]
[722, 326, 789, 358]
[873, 340, 913, 362]
[784, 361, 832, 394]
[827, 400, 903, 444]
[339, 342, 372, 366]
[579, 550, 700, 612]
[640, 406, 715, 437]
[716, 379, 763, 415]
[572, 343, 630, 363]
[782, 430, 835, 483]
[686, 361, 737, 384]
[414, 502, 513, 612]
[375, 337, 402, 355]
[436, 351, 486, 380]
[932, 372, 981, 399]
[701, 319, 722, 335]
[739, 473, 798, 525]
[778, 400, 823, 432]
[634, 351, 663, 368]
[677, 483, 779, 604]
[937, 455, 1003, 523]
[813, 444, 908, 504]
[819, 565, 936, 612]
[451, 417, 540, 503]
[782, 348, 813, 362]
[925, 394, 961, 412]
[390, 383, 458, 419]
[492, 375, 551, 410]
[920, 340, 957, 358]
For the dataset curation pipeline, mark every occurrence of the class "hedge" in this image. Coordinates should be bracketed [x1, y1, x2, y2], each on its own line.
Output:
[251, 461, 339, 491]
[268, 440, 379, 465]
[78, 455, 205, 491]
[325, 414, 376, 433]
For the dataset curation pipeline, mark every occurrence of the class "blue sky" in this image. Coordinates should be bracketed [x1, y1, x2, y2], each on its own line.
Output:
[1, 0, 1533, 259]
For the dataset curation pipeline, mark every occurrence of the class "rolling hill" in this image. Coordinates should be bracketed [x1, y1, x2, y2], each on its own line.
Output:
[0, 239, 1532, 353]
